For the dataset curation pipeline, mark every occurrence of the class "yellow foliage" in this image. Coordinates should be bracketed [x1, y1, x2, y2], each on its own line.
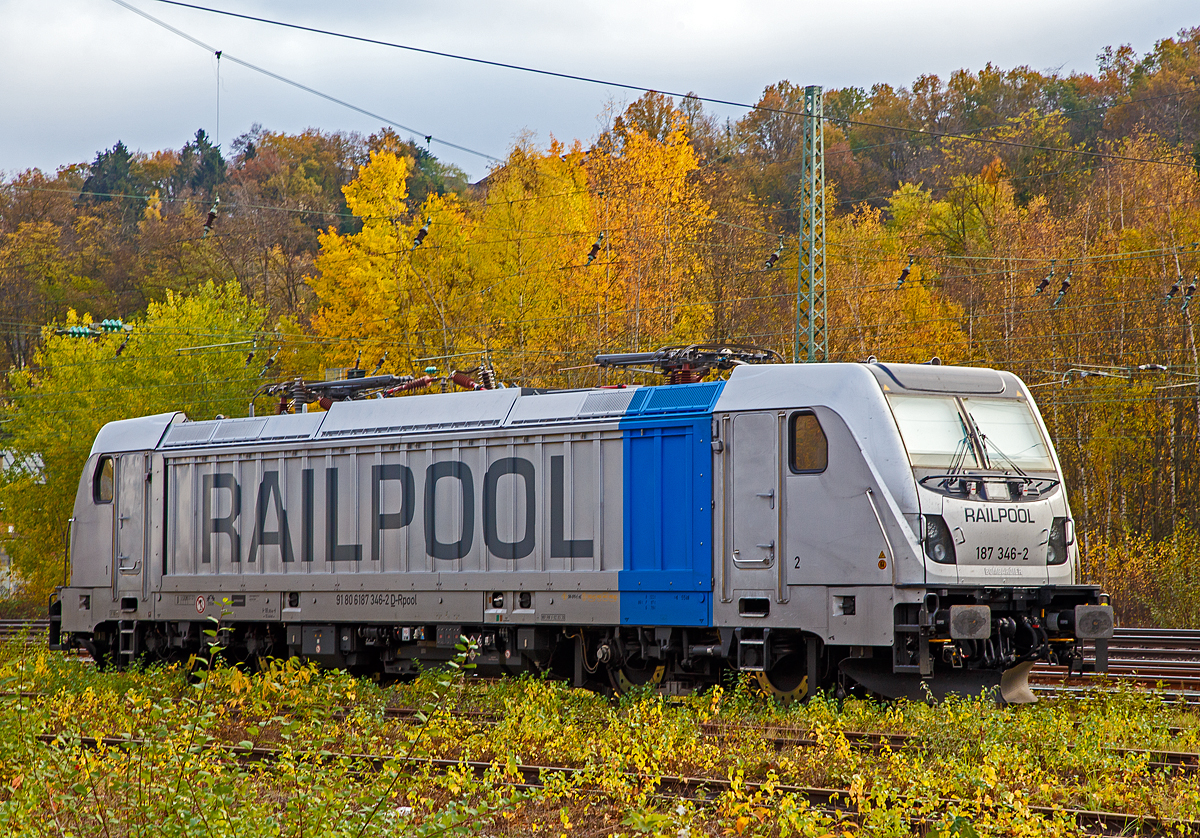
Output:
[828, 202, 972, 363]
[469, 138, 599, 384]
[587, 121, 713, 353]
[1083, 519, 1200, 626]
[312, 126, 715, 386]
[312, 151, 478, 373]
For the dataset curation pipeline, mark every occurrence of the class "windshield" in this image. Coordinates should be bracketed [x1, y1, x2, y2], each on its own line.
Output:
[963, 397, 1055, 471]
[887, 393, 1055, 472]
[887, 395, 976, 468]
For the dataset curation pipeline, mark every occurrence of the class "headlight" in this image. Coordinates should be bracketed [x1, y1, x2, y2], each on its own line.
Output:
[924, 514, 957, 564]
[1047, 517, 1070, 565]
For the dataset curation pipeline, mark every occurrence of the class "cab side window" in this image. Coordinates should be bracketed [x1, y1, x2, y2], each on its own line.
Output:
[789, 412, 828, 473]
[94, 456, 114, 504]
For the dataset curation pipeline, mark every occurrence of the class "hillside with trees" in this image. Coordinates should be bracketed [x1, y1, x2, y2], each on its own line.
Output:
[2, 28, 1200, 618]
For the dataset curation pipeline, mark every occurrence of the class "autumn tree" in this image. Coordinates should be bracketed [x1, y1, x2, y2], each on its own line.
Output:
[311, 150, 480, 377]
[79, 141, 148, 230]
[0, 281, 265, 598]
[468, 138, 600, 385]
[172, 129, 226, 197]
[826, 195, 972, 364]
[588, 101, 713, 356]
[367, 128, 471, 211]
[313, 108, 717, 386]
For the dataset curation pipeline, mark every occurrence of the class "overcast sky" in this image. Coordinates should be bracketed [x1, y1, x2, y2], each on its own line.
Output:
[2, 0, 1197, 182]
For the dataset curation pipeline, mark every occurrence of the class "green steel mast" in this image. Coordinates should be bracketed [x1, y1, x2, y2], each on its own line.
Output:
[795, 84, 826, 363]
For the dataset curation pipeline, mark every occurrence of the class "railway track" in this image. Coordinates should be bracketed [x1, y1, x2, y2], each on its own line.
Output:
[379, 710, 1200, 776]
[15, 695, 1194, 778]
[1032, 627, 1200, 700]
[38, 732, 1199, 836]
[0, 619, 49, 638]
[8, 617, 1200, 835]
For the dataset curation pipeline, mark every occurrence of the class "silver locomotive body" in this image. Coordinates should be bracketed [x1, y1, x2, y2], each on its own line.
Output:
[52, 362, 1113, 701]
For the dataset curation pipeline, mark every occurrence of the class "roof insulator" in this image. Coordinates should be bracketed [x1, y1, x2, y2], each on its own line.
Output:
[203, 197, 220, 238]
[1052, 261, 1074, 308]
[412, 217, 432, 250]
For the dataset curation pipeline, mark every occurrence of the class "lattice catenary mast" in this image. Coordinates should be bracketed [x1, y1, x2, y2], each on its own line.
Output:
[795, 84, 826, 363]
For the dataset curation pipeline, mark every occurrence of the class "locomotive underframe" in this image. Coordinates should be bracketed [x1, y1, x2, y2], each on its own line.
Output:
[49, 581, 1107, 702]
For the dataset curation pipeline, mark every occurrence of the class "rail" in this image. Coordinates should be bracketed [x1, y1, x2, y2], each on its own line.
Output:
[41, 732, 1199, 835]
[1032, 626, 1200, 702]
[0, 619, 49, 637]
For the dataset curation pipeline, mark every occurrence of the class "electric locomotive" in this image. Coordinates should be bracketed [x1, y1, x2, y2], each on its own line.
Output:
[50, 349, 1113, 702]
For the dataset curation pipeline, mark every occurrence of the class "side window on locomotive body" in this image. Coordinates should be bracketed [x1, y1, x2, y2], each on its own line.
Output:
[789, 412, 828, 473]
[93, 456, 114, 504]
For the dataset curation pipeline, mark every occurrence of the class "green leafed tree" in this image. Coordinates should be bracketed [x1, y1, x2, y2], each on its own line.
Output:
[0, 281, 265, 599]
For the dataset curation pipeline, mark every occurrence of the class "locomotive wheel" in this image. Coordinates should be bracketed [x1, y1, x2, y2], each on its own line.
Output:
[755, 652, 809, 702]
[608, 659, 666, 694]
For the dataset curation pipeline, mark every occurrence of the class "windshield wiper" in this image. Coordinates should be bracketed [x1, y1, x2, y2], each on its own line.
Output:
[969, 413, 1028, 477]
[945, 415, 974, 477]
[981, 436, 1027, 476]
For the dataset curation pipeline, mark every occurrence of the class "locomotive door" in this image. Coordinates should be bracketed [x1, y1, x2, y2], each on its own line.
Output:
[725, 411, 786, 603]
[113, 452, 146, 603]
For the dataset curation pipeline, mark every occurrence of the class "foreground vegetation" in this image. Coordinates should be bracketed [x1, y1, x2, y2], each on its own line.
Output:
[0, 631, 1198, 837]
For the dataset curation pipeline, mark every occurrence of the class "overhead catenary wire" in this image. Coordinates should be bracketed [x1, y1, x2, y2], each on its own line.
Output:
[106, 0, 501, 162]
[16, 304, 1200, 410]
[17, 7, 1170, 318]
[18, 278, 1184, 352]
[14, 259, 1198, 363]
[7, 143, 1200, 386]
[208, 284, 1200, 348]
[4, 228, 1198, 355]
[138, 0, 1197, 171]
[4, 240, 1190, 340]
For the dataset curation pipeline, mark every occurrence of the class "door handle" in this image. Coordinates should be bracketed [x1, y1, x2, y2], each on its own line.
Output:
[755, 490, 775, 509]
[733, 541, 774, 568]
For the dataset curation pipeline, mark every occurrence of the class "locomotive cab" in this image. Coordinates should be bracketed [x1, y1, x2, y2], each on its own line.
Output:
[712, 361, 1112, 703]
[883, 366, 1069, 586]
